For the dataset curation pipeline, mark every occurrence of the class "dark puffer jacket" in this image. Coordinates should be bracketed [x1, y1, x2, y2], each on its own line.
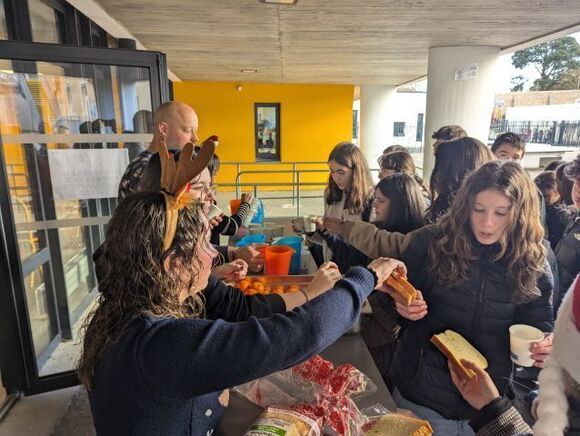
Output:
[389, 225, 554, 421]
[555, 213, 580, 311]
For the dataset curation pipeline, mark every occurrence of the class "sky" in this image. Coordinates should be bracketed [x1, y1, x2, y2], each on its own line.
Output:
[496, 31, 580, 93]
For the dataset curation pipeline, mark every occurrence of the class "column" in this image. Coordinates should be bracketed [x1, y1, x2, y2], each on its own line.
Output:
[359, 85, 398, 170]
[423, 46, 501, 180]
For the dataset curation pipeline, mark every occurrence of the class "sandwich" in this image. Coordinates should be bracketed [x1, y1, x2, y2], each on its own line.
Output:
[384, 270, 417, 306]
[364, 413, 433, 435]
[430, 330, 488, 379]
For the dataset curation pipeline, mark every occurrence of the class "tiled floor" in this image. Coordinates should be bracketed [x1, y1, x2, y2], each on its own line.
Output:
[0, 387, 78, 436]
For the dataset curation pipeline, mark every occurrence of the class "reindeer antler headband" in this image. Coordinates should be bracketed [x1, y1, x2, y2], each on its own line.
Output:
[159, 134, 218, 251]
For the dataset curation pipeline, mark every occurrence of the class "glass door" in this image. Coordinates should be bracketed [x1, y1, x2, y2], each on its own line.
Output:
[0, 40, 167, 394]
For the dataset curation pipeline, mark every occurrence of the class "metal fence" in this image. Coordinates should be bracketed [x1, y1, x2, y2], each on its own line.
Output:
[489, 120, 580, 147]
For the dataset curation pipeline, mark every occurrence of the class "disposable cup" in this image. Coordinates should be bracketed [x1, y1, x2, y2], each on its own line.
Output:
[207, 203, 223, 220]
[509, 324, 544, 367]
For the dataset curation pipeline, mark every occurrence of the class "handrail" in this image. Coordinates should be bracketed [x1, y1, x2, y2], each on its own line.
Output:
[225, 166, 381, 215]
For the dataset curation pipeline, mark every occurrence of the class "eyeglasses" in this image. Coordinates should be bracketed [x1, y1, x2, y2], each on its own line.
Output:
[188, 183, 218, 195]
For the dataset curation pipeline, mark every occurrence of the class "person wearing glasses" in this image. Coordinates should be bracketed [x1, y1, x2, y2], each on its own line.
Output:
[201, 149, 257, 248]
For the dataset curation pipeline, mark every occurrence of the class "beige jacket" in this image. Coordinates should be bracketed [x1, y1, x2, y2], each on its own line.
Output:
[339, 220, 411, 260]
[308, 196, 374, 262]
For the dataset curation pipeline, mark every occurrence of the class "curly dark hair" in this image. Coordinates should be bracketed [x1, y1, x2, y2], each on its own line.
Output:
[429, 160, 545, 303]
[76, 191, 209, 389]
[564, 154, 580, 181]
[432, 125, 467, 141]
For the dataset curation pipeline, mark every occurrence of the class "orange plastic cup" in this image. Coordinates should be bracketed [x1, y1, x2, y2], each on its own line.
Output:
[264, 245, 295, 276]
[230, 199, 242, 214]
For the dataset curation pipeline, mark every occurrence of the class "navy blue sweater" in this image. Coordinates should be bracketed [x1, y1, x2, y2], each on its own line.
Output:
[88, 267, 375, 435]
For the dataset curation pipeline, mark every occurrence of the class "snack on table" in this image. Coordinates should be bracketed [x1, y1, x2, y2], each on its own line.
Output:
[430, 330, 488, 379]
[236, 278, 305, 296]
[364, 413, 433, 435]
[384, 270, 417, 306]
[244, 406, 323, 436]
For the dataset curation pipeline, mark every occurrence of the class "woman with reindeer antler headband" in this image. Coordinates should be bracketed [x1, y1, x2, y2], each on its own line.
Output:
[77, 135, 406, 435]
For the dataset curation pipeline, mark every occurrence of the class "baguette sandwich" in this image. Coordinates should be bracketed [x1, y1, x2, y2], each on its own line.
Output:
[430, 330, 488, 379]
[384, 270, 417, 306]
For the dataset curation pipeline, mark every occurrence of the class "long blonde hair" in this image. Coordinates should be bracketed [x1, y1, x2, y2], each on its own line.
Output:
[325, 142, 373, 215]
[429, 160, 545, 303]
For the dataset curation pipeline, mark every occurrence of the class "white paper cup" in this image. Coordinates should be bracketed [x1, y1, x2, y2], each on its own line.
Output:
[207, 203, 223, 220]
[509, 324, 544, 367]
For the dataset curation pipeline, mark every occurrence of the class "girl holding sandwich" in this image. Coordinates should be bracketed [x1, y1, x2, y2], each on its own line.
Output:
[388, 161, 555, 435]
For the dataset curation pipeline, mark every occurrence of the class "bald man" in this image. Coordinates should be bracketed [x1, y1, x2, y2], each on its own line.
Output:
[117, 101, 265, 271]
[118, 101, 199, 200]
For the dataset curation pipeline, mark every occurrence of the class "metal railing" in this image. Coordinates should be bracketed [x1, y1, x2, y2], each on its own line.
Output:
[218, 162, 383, 215]
[489, 120, 580, 147]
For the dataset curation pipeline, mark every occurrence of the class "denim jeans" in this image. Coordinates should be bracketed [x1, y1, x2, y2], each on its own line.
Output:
[393, 388, 475, 436]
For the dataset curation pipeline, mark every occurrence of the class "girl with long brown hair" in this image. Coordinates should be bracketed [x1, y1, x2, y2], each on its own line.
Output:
[78, 138, 404, 436]
[303, 142, 374, 270]
[389, 161, 555, 435]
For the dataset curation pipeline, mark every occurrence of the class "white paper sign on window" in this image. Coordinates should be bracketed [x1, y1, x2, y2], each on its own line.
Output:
[454, 63, 479, 81]
[48, 149, 129, 200]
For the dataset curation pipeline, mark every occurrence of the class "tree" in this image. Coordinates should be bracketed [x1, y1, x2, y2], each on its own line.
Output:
[511, 36, 580, 91]
[510, 75, 525, 92]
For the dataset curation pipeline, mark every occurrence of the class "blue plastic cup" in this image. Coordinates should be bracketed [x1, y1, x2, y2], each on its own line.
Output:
[274, 236, 302, 274]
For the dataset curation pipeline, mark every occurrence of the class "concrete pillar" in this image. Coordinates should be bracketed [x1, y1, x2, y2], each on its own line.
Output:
[423, 46, 501, 180]
[359, 85, 397, 169]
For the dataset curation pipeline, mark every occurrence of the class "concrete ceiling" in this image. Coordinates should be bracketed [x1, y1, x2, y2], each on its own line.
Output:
[96, 0, 580, 85]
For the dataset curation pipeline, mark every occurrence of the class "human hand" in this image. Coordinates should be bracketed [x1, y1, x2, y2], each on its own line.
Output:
[448, 359, 500, 410]
[209, 214, 224, 229]
[322, 217, 343, 235]
[394, 289, 428, 321]
[531, 333, 553, 368]
[367, 258, 407, 288]
[234, 244, 265, 272]
[211, 259, 248, 281]
[314, 217, 324, 231]
[241, 192, 254, 204]
[306, 262, 342, 298]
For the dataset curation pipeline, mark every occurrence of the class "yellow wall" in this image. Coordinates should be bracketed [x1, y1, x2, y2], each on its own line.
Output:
[174, 81, 354, 191]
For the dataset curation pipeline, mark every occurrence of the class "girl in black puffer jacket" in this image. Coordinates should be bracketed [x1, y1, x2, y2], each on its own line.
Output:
[388, 161, 555, 436]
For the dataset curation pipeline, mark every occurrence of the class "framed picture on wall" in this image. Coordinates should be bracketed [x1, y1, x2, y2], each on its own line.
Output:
[255, 103, 280, 162]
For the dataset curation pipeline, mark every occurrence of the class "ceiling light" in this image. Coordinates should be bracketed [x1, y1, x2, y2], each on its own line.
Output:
[260, 0, 297, 4]
[241, 69, 258, 73]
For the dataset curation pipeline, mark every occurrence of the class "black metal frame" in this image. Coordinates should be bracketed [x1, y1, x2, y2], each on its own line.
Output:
[0, 38, 168, 395]
[254, 103, 281, 162]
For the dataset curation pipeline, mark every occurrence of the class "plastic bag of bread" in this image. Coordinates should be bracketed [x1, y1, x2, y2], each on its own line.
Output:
[244, 405, 324, 436]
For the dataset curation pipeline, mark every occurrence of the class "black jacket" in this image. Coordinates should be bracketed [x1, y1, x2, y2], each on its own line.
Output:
[546, 203, 576, 250]
[389, 225, 554, 421]
[554, 213, 580, 311]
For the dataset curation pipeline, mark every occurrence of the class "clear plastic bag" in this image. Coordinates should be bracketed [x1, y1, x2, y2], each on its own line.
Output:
[359, 404, 433, 435]
[235, 355, 376, 436]
[244, 405, 324, 436]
